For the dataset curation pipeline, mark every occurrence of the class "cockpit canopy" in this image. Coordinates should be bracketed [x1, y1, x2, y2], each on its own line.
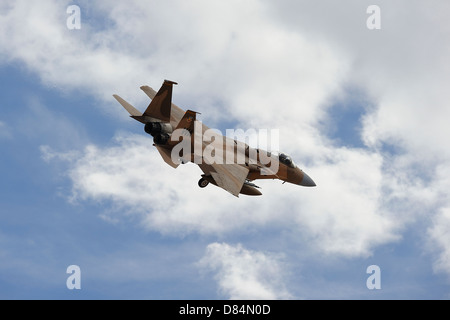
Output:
[278, 153, 296, 168]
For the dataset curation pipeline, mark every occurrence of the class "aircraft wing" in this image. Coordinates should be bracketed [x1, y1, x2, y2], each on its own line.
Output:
[199, 163, 249, 197]
[155, 146, 180, 169]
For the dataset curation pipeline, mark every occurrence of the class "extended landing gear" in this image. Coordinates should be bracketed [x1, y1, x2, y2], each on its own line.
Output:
[198, 178, 209, 188]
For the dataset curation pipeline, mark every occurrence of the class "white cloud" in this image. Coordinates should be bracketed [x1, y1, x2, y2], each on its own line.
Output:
[0, 0, 149, 105]
[265, 0, 450, 270]
[44, 131, 399, 258]
[52, 132, 285, 235]
[0, 0, 347, 123]
[199, 242, 292, 299]
[428, 208, 450, 275]
[2, 0, 450, 280]
[10, 1, 396, 258]
[426, 163, 450, 276]
[293, 148, 399, 256]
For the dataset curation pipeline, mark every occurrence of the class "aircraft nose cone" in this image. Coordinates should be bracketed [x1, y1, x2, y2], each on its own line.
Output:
[300, 172, 316, 187]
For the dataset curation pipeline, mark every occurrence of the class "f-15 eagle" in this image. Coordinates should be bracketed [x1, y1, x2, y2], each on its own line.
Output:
[113, 80, 316, 197]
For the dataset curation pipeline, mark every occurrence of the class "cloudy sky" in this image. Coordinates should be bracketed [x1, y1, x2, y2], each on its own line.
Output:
[1, 0, 450, 299]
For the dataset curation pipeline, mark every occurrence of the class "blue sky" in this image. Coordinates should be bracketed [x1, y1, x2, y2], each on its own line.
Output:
[1, 0, 450, 300]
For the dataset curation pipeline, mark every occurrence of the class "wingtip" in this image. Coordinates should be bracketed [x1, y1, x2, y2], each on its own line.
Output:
[164, 80, 178, 85]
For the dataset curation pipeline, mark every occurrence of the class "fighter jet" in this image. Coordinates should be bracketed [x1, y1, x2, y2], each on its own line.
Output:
[113, 80, 316, 197]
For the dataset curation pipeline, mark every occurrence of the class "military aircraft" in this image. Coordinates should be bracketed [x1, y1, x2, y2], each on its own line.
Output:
[113, 80, 316, 197]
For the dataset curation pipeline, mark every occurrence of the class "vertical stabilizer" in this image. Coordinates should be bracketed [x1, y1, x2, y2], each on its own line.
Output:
[142, 80, 177, 122]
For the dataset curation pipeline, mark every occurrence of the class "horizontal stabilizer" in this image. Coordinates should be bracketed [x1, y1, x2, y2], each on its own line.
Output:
[113, 95, 142, 117]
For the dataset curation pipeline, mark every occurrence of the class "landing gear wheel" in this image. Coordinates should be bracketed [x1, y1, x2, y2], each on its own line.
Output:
[198, 178, 209, 188]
